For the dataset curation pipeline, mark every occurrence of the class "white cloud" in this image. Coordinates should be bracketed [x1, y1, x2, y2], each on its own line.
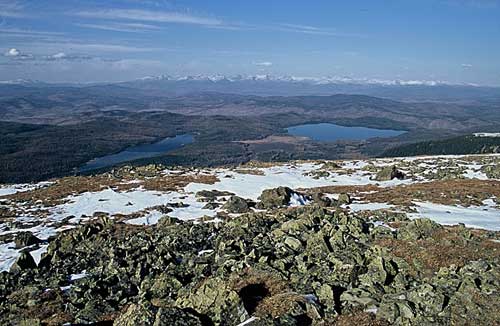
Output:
[51, 52, 67, 59]
[4, 48, 33, 60]
[461, 63, 473, 68]
[55, 43, 158, 53]
[74, 9, 222, 26]
[253, 61, 273, 67]
[43, 52, 93, 61]
[76, 22, 162, 33]
[5, 48, 20, 57]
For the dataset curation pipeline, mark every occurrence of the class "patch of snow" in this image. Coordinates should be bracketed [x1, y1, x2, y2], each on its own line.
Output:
[70, 270, 87, 281]
[0, 182, 53, 197]
[289, 192, 310, 206]
[409, 201, 500, 231]
[51, 188, 216, 224]
[324, 193, 340, 201]
[346, 202, 395, 212]
[30, 245, 48, 265]
[365, 307, 379, 314]
[236, 317, 259, 326]
[342, 160, 369, 169]
[0, 242, 19, 272]
[463, 169, 488, 180]
[186, 163, 334, 201]
[125, 210, 165, 226]
[372, 221, 396, 231]
[198, 249, 214, 256]
[474, 133, 500, 138]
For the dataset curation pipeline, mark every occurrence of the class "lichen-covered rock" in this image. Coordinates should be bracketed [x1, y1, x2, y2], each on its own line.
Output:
[196, 190, 234, 202]
[10, 251, 37, 273]
[257, 186, 294, 209]
[374, 166, 405, 181]
[114, 303, 204, 326]
[397, 218, 442, 240]
[310, 192, 335, 207]
[175, 277, 248, 325]
[337, 193, 351, 205]
[222, 196, 251, 213]
[14, 232, 42, 249]
[482, 164, 500, 179]
[1, 182, 499, 325]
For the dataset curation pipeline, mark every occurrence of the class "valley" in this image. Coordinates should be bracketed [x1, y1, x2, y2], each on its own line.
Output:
[1, 80, 500, 184]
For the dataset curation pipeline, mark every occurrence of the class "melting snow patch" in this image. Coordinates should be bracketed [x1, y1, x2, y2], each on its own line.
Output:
[289, 192, 310, 207]
[474, 133, 500, 138]
[409, 201, 500, 231]
[30, 245, 48, 265]
[463, 169, 488, 180]
[186, 163, 334, 201]
[0, 242, 19, 272]
[70, 270, 87, 281]
[125, 210, 165, 226]
[236, 317, 259, 326]
[372, 221, 396, 231]
[346, 202, 395, 212]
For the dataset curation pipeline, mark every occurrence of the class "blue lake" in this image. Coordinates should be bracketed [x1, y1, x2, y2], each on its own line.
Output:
[80, 134, 194, 171]
[287, 123, 405, 141]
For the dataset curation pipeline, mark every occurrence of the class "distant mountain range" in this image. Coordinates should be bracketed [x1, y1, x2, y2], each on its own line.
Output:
[1, 74, 500, 103]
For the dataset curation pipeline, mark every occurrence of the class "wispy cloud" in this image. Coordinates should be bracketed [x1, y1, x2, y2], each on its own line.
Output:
[43, 52, 93, 61]
[461, 63, 473, 68]
[253, 61, 273, 67]
[273, 23, 365, 37]
[0, 0, 26, 18]
[74, 9, 222, 26]
[76, 22, 162, 33]
[63, 43, 158, 53]
[0, 28, 65, 38]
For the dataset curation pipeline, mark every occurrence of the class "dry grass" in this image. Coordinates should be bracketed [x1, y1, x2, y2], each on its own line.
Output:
[8, 288, 72, 326]
[256, 292, 307, 318]
[5, 175, 137, 206]
[141, 174, 218, 192]
[5, 173, 218, 207]
[363, 179, 500, 207]
[375, 227, 500, 277]
[332, 311, 388, 326]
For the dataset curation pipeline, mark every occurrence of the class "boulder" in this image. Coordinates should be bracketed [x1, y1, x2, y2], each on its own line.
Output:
[258, 187, 294, 209]
[222, 196, 251, 214]
[10, 251, 37, 272]
[114, 303, 204, 326]
[175, 277, 247, 325]
[310, 193, 335, 207]
[398, 218, 442, 240]
[337, 193, 351, 205]
[374, 166, 405, 181]
[14, 232, 42, 249]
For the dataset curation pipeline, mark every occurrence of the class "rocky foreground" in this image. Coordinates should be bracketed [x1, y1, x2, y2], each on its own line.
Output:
[0, 155, 500, 325]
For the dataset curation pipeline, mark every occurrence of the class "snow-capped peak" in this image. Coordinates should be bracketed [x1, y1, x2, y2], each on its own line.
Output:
[130, 74, 461, 87]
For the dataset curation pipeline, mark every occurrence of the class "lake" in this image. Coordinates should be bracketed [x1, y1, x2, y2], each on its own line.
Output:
[80, 134, 194, 171]
[287, 123, 405, 141]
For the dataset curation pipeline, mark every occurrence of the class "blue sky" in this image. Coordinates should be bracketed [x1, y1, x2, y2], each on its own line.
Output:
[1, 0, 499, 85]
